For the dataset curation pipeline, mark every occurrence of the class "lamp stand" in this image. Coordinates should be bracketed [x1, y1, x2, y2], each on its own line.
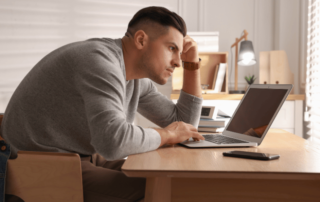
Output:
[229, 30, 248, 94]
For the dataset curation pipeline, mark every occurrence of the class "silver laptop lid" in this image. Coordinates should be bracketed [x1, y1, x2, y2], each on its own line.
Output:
[222, 84, 292, 145]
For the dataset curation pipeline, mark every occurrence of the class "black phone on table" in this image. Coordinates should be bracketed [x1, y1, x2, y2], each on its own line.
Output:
[223, 150, 280, 160]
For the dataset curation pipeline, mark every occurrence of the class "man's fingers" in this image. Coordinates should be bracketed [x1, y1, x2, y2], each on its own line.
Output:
[183, 37, 193, 45]
[184, 35, 191, 40]
[183, 40, 196, 53]
[190, 132, 204, 141]
[189, 126, 198, 132]
[185, 123, 198, 132]
[183, 37, 196, 49]
[195, 132, 205, 140]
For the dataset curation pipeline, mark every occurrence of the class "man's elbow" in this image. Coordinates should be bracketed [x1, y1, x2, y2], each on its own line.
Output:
[106, 152, 127, 161]
[95, 146, 127, 161]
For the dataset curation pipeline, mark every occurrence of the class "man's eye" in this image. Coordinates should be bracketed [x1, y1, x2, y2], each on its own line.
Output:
[170, 46, 175, 51]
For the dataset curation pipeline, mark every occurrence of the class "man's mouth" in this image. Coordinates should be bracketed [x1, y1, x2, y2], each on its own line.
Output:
[167, 67, 175, 73]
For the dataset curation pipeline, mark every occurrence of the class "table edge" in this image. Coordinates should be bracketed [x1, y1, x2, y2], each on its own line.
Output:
[170, 93, 305, 100]
[122, 170, 320, 180]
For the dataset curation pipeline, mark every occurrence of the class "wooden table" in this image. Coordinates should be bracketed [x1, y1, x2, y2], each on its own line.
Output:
[122, 129, 320, 202]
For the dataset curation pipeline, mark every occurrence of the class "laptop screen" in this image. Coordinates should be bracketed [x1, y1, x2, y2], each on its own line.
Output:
[226, 88, 288, 138]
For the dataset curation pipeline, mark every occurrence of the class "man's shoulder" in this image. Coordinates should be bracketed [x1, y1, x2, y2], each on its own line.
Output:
[71, 38, 122, 61]
[86, 38, 121, 52]
[66, 38, 125, 74]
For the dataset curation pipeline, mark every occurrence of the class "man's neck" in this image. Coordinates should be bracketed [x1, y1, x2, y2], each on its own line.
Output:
[121, 36, 144, 81]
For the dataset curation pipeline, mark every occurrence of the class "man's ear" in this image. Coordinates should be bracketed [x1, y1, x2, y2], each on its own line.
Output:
[134, 30, 149, 50]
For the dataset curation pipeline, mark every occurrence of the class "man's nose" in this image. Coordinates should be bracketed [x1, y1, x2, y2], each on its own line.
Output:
[173, 61, 181, 68]
[172, 54, 181, 68]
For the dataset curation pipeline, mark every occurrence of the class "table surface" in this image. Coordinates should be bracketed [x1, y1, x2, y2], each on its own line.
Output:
[122, 129, 320, 180]
[170, 93, 305, 100]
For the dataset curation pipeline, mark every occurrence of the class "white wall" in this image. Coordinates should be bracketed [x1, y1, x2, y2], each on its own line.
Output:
[181, 0, 306, 94]
[0, 0, 178, 112]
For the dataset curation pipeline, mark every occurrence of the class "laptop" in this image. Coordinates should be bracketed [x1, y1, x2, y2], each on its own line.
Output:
[180, 84, 293, 148]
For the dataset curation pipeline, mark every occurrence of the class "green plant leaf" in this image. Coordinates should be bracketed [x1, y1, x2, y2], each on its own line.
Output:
[244, 74, 256, 84]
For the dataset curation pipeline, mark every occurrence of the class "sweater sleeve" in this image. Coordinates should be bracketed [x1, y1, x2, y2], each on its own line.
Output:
[72, 44, 160, 160]
[137, 79, 203, 128]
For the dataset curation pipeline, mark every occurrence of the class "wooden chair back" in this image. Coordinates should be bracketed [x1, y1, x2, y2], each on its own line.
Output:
[0, 113, 84, 202]
[0, 113, 4, 141]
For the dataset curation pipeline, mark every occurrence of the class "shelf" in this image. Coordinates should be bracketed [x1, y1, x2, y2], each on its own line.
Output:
[172, 52, 228, 94]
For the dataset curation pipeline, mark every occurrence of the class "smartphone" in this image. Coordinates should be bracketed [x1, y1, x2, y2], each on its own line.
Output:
[223, 150, 280, 160]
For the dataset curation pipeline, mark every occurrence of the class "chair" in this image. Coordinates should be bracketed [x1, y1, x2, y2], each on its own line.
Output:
[0, 114, 84, 202]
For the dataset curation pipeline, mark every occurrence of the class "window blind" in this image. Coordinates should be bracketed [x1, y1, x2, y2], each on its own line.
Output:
[0, 0, 178, 112]
[306, 0, 320, 142]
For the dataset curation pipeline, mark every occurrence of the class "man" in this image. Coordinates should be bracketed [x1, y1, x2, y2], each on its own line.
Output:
[1, 6, 204, 202]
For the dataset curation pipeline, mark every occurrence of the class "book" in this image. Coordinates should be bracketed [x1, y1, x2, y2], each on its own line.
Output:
[199, 117, 230, 127]
[211, 64, 219, 90]
[213, 63, 227, 93]
[217, 110, 231, 118]
[198, 127, 225, 133]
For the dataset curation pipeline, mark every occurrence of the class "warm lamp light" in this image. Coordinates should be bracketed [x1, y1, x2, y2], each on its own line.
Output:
[238, 40, 256, 66]
[230, 30, 256, 94]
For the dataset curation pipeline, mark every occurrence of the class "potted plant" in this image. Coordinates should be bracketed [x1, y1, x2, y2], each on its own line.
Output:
[244, 75, 256, 90]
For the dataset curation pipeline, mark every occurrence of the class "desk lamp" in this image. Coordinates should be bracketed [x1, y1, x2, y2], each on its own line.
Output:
[230, 30, 256, 94]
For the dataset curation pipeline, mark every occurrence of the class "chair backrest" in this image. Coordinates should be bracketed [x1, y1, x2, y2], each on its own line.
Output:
[0, 113, 3, 126]
[0, 112, 84, 201]
[0, 113, 5, 141]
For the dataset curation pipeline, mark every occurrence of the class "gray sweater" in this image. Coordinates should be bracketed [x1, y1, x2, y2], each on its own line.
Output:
[1, 38, 202, 160]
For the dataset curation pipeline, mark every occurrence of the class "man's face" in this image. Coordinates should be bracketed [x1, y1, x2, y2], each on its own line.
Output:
[140, 27, 183, 85]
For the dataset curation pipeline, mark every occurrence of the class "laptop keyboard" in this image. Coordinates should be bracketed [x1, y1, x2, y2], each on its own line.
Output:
[203, 134, 249, 144]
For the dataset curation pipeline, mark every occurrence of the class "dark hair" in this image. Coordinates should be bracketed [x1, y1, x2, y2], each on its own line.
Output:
[127, 6, 187, 37]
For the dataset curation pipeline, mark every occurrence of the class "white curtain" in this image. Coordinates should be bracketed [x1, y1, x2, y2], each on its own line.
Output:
[306, 0, 320, 142]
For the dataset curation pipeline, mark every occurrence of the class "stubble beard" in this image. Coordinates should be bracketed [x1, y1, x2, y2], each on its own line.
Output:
[140, 51, 167, 85]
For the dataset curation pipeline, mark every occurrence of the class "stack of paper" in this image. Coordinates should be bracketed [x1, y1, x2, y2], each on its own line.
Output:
[198, 109, 231, 133]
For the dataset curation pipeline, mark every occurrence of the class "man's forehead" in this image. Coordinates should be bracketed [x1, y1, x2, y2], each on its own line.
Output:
[161, 27, 184, 48]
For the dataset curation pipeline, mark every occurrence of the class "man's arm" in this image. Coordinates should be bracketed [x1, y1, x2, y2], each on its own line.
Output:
[73, 45, 161, 161]
[154, 35, 204, 146]
[138, 36, 205, 147]
[181, 35, 202, 98]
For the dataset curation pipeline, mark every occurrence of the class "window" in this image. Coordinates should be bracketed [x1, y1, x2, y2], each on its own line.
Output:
[306, 0, 320, 142]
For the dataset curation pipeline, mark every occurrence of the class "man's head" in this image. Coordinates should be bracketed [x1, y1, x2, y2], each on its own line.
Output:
[126, 6, 186, 40]
[124, 7, 187, 85]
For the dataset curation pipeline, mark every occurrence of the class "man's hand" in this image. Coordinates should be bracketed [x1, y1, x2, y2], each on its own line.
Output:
[180, 35, 202, 98]
[154, 121, 205, 147]
[181, 35, 199, 63]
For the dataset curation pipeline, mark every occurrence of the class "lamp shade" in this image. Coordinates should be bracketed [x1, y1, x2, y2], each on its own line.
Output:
[238, 40, 256, 66]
